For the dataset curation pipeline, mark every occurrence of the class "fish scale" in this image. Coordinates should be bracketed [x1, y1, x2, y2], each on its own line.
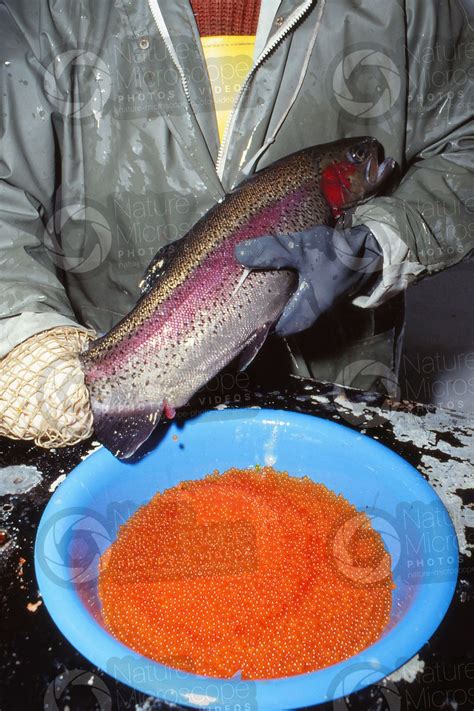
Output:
[80, 137, 396, 459]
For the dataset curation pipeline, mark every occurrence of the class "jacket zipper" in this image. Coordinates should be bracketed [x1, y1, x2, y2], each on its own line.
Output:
[147, 0, 314, 180]
[147, 0, 193, 105]
[215, 0, 314, 179]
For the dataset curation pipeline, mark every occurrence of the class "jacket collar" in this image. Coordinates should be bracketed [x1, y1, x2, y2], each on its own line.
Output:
[135, 0, 317, 190]
[254, 0, 285, 59]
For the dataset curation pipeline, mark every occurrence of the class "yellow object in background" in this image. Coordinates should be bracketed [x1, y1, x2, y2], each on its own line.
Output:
[201, 35, 255, 144]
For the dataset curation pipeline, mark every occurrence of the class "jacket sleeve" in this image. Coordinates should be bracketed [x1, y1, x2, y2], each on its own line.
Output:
[352, 0, 474, 309]
[0, 3, 90, 358]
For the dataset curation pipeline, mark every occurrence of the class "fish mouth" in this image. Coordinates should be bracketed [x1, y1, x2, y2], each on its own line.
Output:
[365, 141, 396, 190]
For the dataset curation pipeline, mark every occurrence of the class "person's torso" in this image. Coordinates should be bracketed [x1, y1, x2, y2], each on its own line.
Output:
[28, 0, 416, 389]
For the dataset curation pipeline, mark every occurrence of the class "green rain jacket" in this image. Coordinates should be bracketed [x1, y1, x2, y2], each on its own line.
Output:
[0, 0, 473, 392]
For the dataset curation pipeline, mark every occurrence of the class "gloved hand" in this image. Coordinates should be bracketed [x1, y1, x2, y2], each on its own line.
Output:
[0, 326, 96, 448]
[235, 224, 383, 337]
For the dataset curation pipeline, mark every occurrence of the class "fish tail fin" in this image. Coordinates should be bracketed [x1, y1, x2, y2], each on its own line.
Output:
[80, 356, 163, 459]
[90, 403, 163, 460]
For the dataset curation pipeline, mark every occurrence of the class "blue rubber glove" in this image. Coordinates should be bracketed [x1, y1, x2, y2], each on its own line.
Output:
[235, 225, 383, 337]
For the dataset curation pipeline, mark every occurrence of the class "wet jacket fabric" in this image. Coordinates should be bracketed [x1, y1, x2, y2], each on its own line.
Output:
[0, 0, 473, 391]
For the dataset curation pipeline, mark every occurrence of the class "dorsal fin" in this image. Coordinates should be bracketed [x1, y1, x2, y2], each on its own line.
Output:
[139, 239, 183, 294]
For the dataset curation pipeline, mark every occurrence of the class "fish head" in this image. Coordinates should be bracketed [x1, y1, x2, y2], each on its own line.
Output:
[319, 137, 397, 219]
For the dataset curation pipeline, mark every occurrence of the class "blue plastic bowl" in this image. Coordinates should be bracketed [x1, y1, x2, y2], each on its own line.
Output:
[35, 409, 458, 709]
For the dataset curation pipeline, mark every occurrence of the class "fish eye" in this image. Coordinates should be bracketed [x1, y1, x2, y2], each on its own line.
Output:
[350, 146, 369, 163]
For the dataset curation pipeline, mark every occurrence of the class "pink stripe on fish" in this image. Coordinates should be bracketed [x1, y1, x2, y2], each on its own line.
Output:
[85, 184, 313, 381]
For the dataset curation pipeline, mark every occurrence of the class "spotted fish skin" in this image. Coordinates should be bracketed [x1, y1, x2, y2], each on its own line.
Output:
[80, 137, 396, 459]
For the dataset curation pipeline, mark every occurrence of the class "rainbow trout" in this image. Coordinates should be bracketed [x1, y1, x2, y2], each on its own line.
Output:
[80, 137, 395, 459]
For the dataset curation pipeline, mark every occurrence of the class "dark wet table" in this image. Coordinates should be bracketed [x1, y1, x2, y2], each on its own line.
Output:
[1, 375, 473, 711]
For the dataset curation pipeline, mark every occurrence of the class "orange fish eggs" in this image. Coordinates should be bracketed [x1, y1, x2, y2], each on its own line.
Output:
[98, 467, 394, 679]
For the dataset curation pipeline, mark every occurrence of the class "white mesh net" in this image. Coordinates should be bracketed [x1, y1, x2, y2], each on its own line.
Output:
[0, 326, 97, 448]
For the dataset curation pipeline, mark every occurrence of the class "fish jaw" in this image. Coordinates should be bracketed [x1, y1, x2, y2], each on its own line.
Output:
[319, 137, 397, 217]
